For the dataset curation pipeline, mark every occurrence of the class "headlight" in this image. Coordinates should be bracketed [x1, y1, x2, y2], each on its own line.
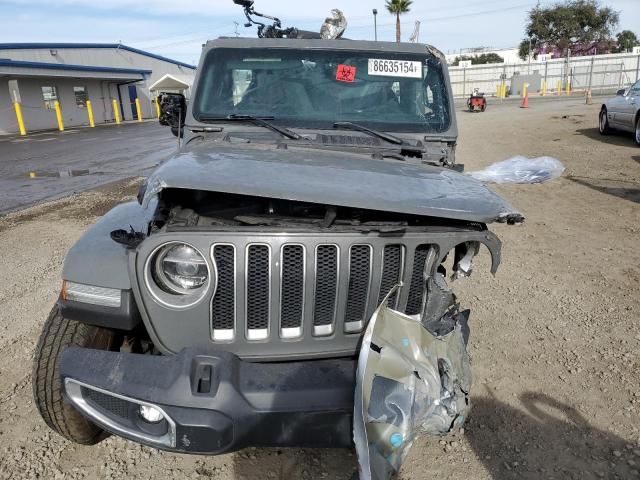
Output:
[153, 244, 208, 294]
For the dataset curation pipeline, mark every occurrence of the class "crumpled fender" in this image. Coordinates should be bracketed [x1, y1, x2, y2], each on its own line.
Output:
[62, 201, 155, 290]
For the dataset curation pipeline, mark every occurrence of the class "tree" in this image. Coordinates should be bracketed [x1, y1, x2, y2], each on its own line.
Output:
[385, 0, 413, 43]
[452, 53, 504, 66]
[616, 30, 638, 52]
[518, 0, 619, 60]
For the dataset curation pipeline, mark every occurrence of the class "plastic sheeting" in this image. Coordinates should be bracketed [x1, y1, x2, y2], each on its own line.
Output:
[319, 9, 347, 39]
[468, 156, 565, 184]
[354, 290, 472, 480]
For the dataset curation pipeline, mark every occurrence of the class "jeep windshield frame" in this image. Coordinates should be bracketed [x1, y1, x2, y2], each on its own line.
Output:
[191, 43, 452, 134]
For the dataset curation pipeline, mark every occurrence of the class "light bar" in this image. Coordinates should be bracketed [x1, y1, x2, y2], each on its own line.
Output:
[63, 281, 121, 308]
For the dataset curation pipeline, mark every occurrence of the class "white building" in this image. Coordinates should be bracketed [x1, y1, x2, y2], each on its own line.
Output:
[0, 43, 196, 134]
[445, 46, 525, 65]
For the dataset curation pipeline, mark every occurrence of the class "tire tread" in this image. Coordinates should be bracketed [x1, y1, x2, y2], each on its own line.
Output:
[32, 305, 113, 445]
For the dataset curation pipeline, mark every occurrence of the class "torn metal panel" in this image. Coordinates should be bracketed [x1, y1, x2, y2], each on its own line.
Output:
[140, 144, 523, 225]
[355, 291, 471, 480]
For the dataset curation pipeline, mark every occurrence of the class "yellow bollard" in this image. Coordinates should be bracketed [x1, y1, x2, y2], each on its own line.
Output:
[54, 100, 64, 131]
[155, 98, 161, 118]
[86, 100, 95, 128]
[13, 101, 27, 136]
[541, 80, 547, 97]
[566, 81, 571, 95]
[135, 98, 142, 122]
[112, 99, 121, 125]
[556, 80, 561, 96]
[502, 83, 507, 98]
[522, 83, 528, 98]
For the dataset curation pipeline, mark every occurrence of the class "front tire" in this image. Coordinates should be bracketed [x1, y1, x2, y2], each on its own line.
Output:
[32, 305, 115, 444]
[599, 108, 611, 135]
[635, 115, 640, 146]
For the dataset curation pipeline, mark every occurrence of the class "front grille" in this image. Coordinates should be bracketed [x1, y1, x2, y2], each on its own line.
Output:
[81, 386, 130, 420]
[140, 229, 499, 359]
[209, 238, 433, 343]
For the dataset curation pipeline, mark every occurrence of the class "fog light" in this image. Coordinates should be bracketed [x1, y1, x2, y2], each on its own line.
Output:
[139, 405, 164, 423]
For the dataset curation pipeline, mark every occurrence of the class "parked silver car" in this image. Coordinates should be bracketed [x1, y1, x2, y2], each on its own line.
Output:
[599, 79, 640, 145]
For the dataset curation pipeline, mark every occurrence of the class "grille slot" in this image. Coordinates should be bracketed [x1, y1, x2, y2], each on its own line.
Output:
[211, 245, 236, 340]
[313, 245, 339, 336]
[344, 245, 372, 332]
[246, 244, 270, 340]
[406, 245, 431, 315]
[378, 245, 404, 308]
[81, 386, 130, 420]
[280, 245, 305, 338]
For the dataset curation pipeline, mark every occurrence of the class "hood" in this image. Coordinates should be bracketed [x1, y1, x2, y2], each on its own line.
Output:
[142, 143, 523, 224]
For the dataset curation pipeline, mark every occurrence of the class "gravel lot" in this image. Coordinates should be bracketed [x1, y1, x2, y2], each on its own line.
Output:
[0, 98, 639, 479]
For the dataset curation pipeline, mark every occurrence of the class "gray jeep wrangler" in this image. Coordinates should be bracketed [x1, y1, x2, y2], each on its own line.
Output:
[33, 33, 522, 478]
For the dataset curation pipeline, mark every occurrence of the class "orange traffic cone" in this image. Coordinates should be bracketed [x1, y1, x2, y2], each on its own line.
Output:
[520, 90, 529, 109]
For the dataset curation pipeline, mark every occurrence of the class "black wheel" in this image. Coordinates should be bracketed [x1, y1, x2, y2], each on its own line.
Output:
[32, 305, 116, 444]
[599, 108, 611, 135]
[481, 103, 486, 112]
[635, 115, 640, 146]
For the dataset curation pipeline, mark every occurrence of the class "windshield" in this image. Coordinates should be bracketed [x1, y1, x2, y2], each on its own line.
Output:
[193, 47, 451, 133]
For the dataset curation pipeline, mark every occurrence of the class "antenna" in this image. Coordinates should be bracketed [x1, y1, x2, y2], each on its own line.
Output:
[409, 21, 420, 43]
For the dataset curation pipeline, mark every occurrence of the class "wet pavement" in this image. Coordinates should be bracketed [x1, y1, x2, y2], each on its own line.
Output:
[0, 122, 177, 215]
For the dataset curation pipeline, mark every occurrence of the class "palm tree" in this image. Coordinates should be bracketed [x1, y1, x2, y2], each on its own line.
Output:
[385, 0, 413, 43]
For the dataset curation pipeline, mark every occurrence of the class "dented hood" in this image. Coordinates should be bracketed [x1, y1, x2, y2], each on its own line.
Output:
[142, 143, 522, 224]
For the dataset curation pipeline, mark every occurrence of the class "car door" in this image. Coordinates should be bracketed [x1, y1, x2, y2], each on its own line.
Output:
[606, 89, 626, 128]
[617, 80, 640, 132]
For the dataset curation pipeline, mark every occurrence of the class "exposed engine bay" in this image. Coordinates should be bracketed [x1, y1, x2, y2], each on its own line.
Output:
[151, 188, 487, 233]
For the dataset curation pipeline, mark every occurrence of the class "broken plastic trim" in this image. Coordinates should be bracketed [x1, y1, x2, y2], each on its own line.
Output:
[354, 287, 472, 480]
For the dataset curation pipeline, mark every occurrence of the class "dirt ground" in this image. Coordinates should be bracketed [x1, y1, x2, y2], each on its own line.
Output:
[0, 98, 639, 480]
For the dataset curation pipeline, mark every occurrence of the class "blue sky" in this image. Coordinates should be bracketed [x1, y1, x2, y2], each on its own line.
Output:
[1, 0, 638, 65]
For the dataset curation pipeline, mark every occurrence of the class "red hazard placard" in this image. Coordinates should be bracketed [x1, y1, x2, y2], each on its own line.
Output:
[336, 64, 356, 83]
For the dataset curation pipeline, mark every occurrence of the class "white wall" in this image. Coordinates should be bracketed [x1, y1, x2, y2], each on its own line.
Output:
[448, 51, 640, 97]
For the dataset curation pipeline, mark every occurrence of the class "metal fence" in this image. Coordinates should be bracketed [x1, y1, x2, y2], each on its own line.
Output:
[448, 52, 640, 98]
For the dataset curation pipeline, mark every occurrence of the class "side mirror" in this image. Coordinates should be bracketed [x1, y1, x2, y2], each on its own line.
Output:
[616, 88, 626, 96]
[158, 93, 187, 136]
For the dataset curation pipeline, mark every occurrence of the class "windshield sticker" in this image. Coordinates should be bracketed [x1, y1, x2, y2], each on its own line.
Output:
[336, 64, 356, 82]
[368, 59, 422, 78]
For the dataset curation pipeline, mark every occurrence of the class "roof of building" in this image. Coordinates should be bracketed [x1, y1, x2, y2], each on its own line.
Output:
[0, 43, 196, 70]
[0, 58, 151, 74]
[149, 73, 193, 91]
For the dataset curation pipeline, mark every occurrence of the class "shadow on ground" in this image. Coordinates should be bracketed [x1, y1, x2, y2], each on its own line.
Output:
[574, 127, 636, 147]
[466, 392, 638, 480]
[566, 175, 640, 204]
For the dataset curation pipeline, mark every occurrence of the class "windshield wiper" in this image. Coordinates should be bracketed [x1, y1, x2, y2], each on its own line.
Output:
[199, 114, 302, 140]
[333, 121, 404, 145]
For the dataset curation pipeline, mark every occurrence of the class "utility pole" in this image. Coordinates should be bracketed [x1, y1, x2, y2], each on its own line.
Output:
[372, 9, 378, 41]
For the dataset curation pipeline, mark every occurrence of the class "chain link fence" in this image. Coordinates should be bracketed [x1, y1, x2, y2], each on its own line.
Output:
[449, 52, 640, 98]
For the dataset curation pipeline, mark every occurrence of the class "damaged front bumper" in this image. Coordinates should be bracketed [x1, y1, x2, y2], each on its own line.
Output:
[59, 347, 355, 453]
[60, 255, 479, 479]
